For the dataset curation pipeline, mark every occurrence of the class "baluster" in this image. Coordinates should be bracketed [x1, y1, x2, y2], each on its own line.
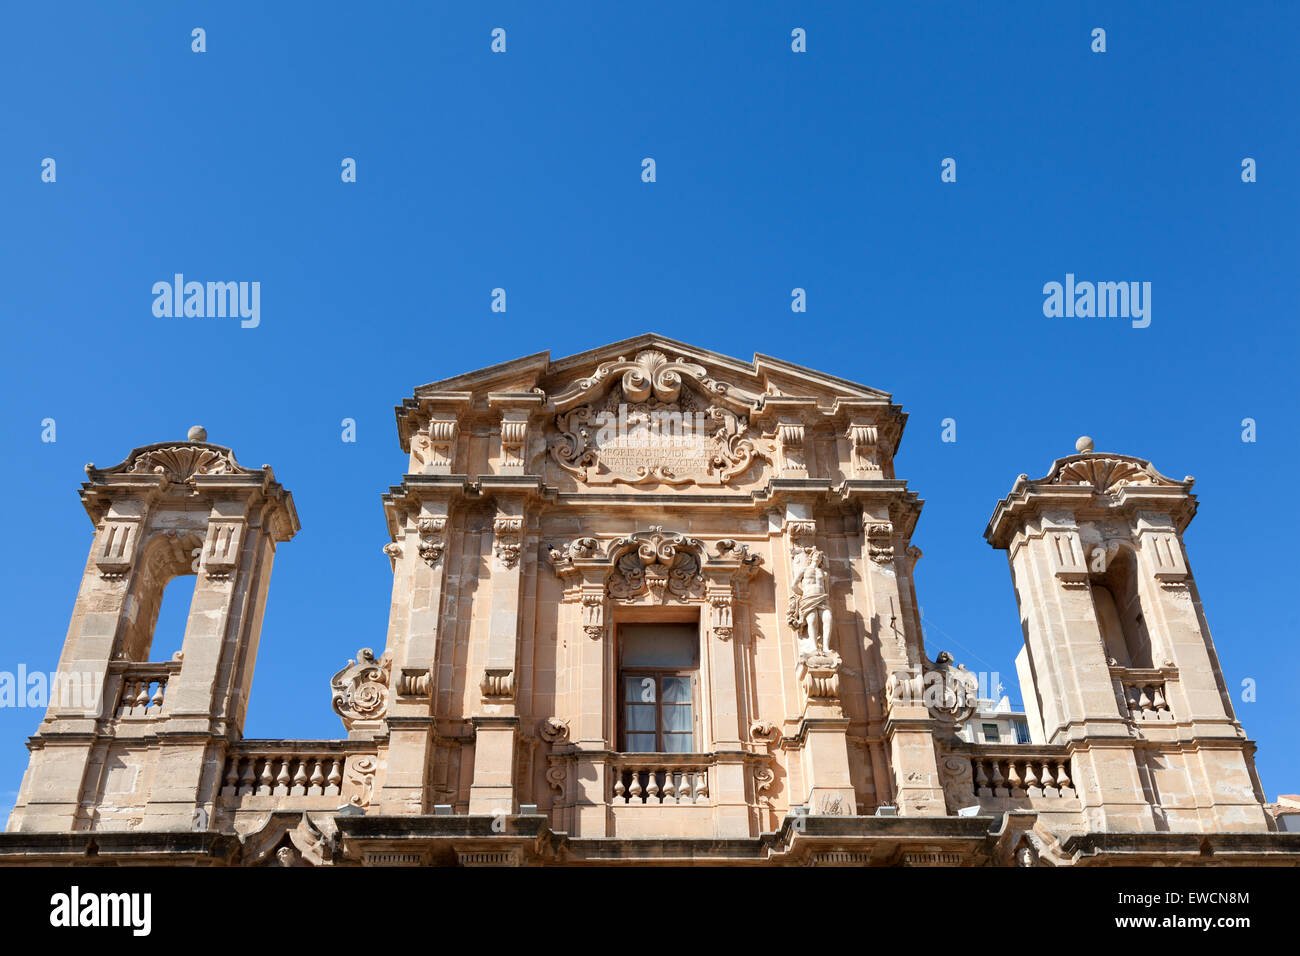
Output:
[1040, 761, 1058, 795]
[1126, 685, 1139, 715]
[1056, 761, 1072, 791]
[1137, 686, 1153, 715]
[680, 771, 694, 803]
[1006, 760, 1024, 795]
[292, 758, 308, 795]
[1023, 761, 1039, 792]
[990, 760, 1005, 795]
[133, 681, 150, 712]
[629, 770, 643, 803]
[614, 776, 627, 804]
[149, 680, 165, 712]
[309, 759, 325, 796]
[663, 771, 677, 804]
[223, 759, 240, 796]
[238, 757, 256, 796]
[325, 758, 342, 796]
[647, 771, 661, 804]
[694, 770, 709, 804]
[275, 758, 291, 795]
[974, 759, 990, 795]
[1152, 684, 1168, 714]
[258, 758, 274, 795]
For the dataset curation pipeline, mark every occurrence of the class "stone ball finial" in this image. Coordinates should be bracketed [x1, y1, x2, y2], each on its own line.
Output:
[187, 425, 208, 442]
[1075, 435, 1094, 454]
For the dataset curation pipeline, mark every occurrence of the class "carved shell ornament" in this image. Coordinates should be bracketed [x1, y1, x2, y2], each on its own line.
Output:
[1042, 451, 1185, 496]
[128, 445, 243, 480]
[86, 438, 262, 485]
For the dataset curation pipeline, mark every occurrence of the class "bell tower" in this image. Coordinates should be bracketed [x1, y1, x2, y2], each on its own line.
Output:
[985, 437, 1270, 833]
[7, 428, 298, 833]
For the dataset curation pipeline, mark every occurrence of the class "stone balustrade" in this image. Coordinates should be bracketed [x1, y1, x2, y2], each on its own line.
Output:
[972, 753, 1074, 799]
[611, 756, 711, 806]
[219, 743, 378, 809]
[1123, 681, 1172, 719]
[112, 663, 179, 719]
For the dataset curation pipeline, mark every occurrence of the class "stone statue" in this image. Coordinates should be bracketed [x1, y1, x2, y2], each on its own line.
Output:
[788, 547, 834, 658]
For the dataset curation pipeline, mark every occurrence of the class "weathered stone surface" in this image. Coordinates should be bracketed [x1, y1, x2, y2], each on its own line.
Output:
[3, 335, 1295, 866]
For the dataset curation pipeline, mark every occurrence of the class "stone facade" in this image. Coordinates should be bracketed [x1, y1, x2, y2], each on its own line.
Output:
[3, 335, 1297, 866]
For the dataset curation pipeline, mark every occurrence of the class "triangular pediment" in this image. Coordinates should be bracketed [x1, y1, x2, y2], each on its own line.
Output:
[396, 335, 907, 487]
[410, 333, 892, 407]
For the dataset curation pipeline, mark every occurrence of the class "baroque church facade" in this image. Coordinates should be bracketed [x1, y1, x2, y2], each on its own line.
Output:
[3, 334, 1296, 866]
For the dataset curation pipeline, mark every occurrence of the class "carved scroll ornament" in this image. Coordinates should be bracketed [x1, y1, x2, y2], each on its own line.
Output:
[331, 648, 393, 730]
[606, 527, 704, 600]
[549, 349, 771, 486]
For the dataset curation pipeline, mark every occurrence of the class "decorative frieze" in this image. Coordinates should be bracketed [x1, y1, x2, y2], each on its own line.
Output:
[785, 517, 818, 547]
[1139, 521, 1189, 585]
[411, 416, 459, 475]
[864, 519, 895, 566]
[708, 588, 734, 640]
[416, 516, 447, 567]
[492, 516, 524, 569]
[846, 422, 880, 477]
[799, 653, 842, 700]
[397, 667, 432, 698]
[480, 667, 515, 700]
[95, 519, 139, 579]
[499, 419, 528, 472]
[202, 520, 243, 579]
[581, 589, 605, 640]
[1046, 527, 1088, 585]
[776, 421, 807, 476]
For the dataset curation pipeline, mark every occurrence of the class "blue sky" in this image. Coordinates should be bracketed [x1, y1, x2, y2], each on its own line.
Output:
[1, 2, 1296, 814]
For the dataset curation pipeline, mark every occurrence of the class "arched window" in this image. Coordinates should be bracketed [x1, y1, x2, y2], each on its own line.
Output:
[1089, 547, 1153, 669]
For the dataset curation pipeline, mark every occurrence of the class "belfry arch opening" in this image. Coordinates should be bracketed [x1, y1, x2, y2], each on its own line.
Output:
[1089, 545, 1154, 669]
[118, 532, 203, 663]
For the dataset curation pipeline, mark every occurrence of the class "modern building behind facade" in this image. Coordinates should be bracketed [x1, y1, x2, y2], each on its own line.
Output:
[3, 335, 1297, 866]
[957, 697, 1031, 748]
